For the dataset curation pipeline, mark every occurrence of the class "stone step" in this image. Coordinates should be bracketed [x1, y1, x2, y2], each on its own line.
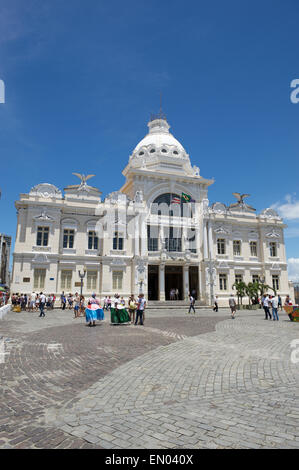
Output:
[147, 300, 209, 309]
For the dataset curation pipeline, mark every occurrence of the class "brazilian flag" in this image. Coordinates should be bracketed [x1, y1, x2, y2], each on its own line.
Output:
[181, 192, 195, 202]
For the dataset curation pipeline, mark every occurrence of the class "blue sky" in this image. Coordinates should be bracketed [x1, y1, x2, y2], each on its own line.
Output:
[0, 0, 299, 278]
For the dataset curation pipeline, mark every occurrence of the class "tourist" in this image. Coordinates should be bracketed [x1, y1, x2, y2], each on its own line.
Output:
[120, 296, 125, 306]
[103, 296, 108, 310]
[74, 292, 80, 318]
[278, 295, 282, 310]
[39, 292, 46, 317]
[107, 296, 112, 311]
[67, 293, 73, 309]
[188, 294, 195, 314]
[284, 295, 291, 306]
[175, 288, 179, 300]
[128, 294, 137, 323]
[29, 292, 36, 312]
[213, 295, 218, 312]
[270, 294, 279, 321]
[35, 293, 40, 311]
[263, 294, 271, 320]
[135, 293, 146, 325]
[228, 294, 237, 319]
[170, 288, 175, 300]
[79, 295, 85, 316]
[85, 293, 104, 327]
[61, 292, 66, 310]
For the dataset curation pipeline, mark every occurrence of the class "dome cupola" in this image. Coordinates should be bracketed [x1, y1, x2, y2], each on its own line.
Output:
[130, 114, 189, 164]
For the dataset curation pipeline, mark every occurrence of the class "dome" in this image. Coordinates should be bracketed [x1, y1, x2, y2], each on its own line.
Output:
[131, 117, 187, 160]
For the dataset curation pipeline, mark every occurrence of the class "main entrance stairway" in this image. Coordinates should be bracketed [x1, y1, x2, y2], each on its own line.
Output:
[147, 300, 209, 310]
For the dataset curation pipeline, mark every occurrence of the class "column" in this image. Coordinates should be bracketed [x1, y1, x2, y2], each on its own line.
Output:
[159, 264, 165, 301]
[183, 265, 190, 300]
[198, 266, 202, 301]
[134, 214, 140, 256]
[203, 222, 208, 259]
[182, 226, 186, 253]
[140, 214, 147, 257]
[208, 221, 214, 259]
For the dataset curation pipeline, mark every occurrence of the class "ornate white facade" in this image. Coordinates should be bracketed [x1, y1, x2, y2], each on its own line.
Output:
[11, 115, 294, 305]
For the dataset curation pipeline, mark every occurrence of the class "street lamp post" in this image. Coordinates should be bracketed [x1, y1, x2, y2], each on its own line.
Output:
[139, 277, 144, 295]
[78, 267, 87, 296]
[206, 259, 216, 306]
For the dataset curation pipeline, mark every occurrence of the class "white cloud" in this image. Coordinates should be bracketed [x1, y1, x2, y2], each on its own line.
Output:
[288, 258, 299, 282]
[271, 194, 299, 220]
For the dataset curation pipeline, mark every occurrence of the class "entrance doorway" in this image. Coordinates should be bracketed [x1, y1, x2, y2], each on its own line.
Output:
[165, 265, 183, 300]
[189, 266, 199, 300]
[148, 265, 159, 300]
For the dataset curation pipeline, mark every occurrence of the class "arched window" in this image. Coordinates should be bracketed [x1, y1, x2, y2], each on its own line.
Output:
[151, 193, 193, 218]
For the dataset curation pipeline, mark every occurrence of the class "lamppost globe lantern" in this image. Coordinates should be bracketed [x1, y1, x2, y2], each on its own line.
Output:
[78, 267, 87, 297]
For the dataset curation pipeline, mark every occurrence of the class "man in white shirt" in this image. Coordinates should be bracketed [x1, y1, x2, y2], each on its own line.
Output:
[270, 295, 279, 321]
[228, 295, 237, 319]
[39, 292, 46, 317]
[135, 294, 146, 325]
[263, 295, 272, 320]
[30, 292, 36, 312]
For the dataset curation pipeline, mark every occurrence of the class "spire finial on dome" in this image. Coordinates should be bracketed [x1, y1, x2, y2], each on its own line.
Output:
[150, 92, 167, 122]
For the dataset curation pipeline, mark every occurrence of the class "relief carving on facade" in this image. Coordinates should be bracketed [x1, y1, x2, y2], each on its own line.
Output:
[30, 183, 62, 199]
[265, 228, 281, 239]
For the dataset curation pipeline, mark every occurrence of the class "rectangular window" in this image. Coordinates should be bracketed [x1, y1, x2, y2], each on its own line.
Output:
[235, 274, 243, 284]
[219, 274, 227, 291]
[87, 271, 97, 291]
[61, 270, 72, 290]
[88, 231, 98, 250]
[250, 241, 257, 257]
[33, 269, 46, 289]
[63, 229, 74, 249]
[272, 275, 279, 291]
[252, 275, 259, 284]
[147, 225, 158, 251]
[186, 227, 197, 253]
[217, 238, 225, 255]
[233, 240, 241, 256]
[270, 242, 277, 257]
[164, 226, 182, 252]
[112, 271, 123, 290]
[113, 232, 124, 250]
[36, 226, 49, 246]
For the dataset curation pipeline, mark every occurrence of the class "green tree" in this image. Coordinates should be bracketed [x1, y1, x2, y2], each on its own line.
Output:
[232, 281, 247, 306]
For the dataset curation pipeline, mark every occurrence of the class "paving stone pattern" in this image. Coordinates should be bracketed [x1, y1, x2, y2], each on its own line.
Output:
[0, 308, 223, 448]
[1, 309, 299, 448]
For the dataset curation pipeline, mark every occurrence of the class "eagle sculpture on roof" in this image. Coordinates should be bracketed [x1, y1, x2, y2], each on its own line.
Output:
[229, 193, 256, 211]
[72, 173, 95, 190]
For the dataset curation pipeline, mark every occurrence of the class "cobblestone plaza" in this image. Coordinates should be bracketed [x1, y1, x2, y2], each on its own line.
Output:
[0, 308, 298, 449]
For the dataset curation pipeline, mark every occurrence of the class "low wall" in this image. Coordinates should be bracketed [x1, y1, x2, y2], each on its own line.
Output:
[0, 304, 11, 320]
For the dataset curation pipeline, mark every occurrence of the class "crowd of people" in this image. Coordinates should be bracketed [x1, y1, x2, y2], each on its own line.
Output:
[10, 292, 56, 311]
[4, 290, 294, 324]
[6, 290, 147, 326]
[211, 293, 292, 320]
[0, 291, 9, 307]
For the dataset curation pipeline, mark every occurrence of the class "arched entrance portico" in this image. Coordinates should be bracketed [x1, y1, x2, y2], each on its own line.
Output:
[165, 265, 183, 300]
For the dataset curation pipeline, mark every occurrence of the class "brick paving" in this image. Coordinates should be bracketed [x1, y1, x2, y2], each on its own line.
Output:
[0, 308, 223, 448]
[49, 311, 299, 449]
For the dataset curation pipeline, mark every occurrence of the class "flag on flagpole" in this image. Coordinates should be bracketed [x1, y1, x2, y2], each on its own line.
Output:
[181, 192, 195, 202]
[171, 196, 181, 204]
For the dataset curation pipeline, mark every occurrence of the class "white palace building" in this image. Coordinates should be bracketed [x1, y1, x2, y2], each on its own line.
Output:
[11, 113, 294, 306]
